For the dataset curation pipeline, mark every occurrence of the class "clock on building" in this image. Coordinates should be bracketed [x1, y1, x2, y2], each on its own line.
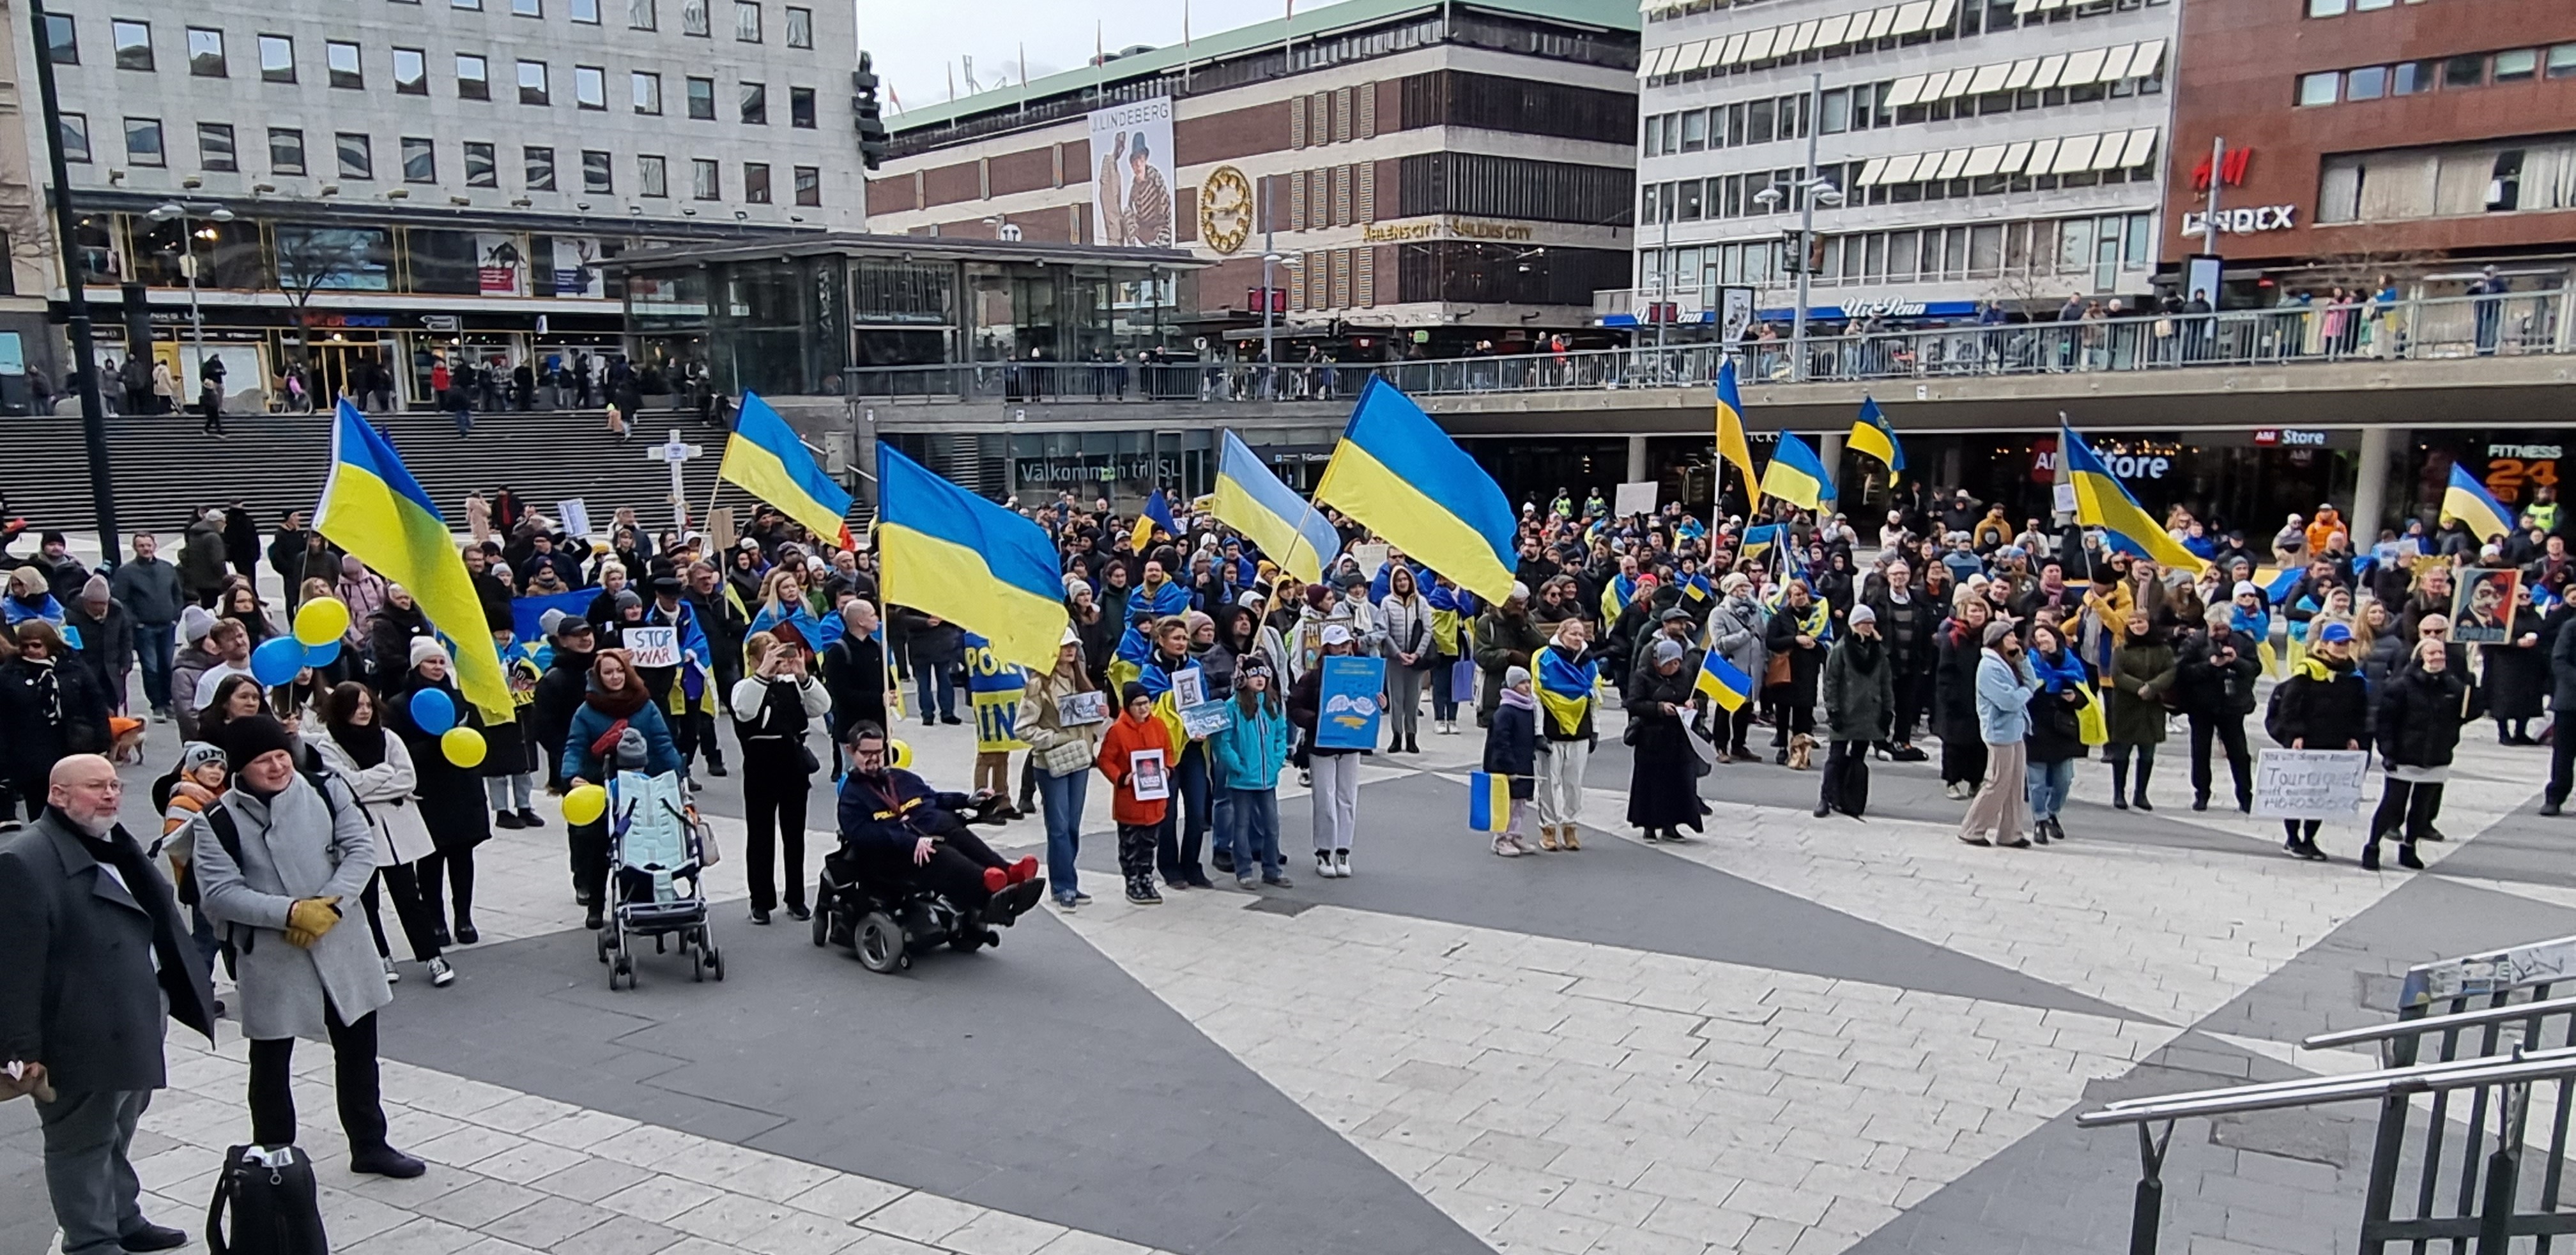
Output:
[1199, 165, 1254, 255]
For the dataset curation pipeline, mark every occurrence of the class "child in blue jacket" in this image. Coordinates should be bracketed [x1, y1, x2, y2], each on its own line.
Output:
[1209, 657, 1292, 888]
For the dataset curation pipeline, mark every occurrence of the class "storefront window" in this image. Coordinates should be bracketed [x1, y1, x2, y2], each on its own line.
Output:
[130, 215, 264, 289]
[406, 228, 481, 294]
[273, 225, 392, 292]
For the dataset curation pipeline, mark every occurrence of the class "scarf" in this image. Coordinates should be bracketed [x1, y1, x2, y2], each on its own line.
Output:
[1533, 644, 1597, 736]
[1842, 634, 1883, 675]
[329, 715, 388, 769]
[585, 649, 650, 717]
[1498, 685, 1537, 712]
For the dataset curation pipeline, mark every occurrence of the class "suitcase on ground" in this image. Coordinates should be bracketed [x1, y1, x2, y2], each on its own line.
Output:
[208, 1144, 329, 1255]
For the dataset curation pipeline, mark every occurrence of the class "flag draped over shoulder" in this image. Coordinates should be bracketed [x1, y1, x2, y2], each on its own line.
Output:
[1533, 643, 1596, 737]
[1314, 377, 1517, 602]
[314, 400, 512, 717]
[875, 445, 1066, 673]
[721, 392, 855, 549]
[1209, 430, 1340, 587]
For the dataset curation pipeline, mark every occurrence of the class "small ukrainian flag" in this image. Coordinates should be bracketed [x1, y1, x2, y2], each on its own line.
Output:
[1467, 772, 1512, 833]
[1695, 646, 1755, 712]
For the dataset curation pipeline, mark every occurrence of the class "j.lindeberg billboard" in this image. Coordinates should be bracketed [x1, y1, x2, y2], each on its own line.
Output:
[1089, 96, 1176, 248]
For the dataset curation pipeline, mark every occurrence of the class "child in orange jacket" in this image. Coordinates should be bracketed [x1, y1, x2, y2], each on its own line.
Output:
[1096, 683, 1173, 905]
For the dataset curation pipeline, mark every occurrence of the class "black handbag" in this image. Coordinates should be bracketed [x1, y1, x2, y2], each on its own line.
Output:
[208, 1144, 330, 1255]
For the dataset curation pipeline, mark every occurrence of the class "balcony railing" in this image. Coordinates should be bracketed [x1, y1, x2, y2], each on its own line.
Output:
[841, 292, 2573, 405]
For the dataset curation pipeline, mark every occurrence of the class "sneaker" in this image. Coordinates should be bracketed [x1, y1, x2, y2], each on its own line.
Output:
[1492, 835, 1522, 857]
[1212, 849, 1236, 874]
[383, 957, 399, 984]
[1333, 849, 1351, 878]
[516, 808, 546, 830]
[427, 957, 456, 987]
[1262, 873, 1294, 888]
[1238, 874, 1261, 889]
[1944, 781, 1970, 801]
[1126, 878, 1163, 904]
[1316, 849, 1335, 878]
[1958, 833, 1991, 847]
[1070, 890, 1094, 905]
[706, 761, 729, 778]
[1054, 894, 1080, 909]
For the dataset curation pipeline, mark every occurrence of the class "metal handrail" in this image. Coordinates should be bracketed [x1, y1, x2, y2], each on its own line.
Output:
[2075, 1045, 2576, 1128]
[2302, 993, 2576, 1053]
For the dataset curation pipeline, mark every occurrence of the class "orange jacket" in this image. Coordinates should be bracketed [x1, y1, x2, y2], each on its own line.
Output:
[1096, 710, 1173, 827]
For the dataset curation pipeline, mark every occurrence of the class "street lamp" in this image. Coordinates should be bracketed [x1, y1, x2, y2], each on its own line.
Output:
[1258, 238, 1302, 399]
[1748, 72, 1843, 382]
[148, 200, 234, 409]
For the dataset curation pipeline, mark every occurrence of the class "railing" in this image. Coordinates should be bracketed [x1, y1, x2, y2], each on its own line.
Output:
[840, 292, 2571, 406]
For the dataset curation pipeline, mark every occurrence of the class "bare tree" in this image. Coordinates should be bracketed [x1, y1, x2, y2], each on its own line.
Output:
[273, 225, 376, 341]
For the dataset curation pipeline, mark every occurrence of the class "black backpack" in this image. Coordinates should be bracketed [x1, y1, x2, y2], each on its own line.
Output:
[207, 1143, 330, 1255]
[2264, 674, 2300, 747]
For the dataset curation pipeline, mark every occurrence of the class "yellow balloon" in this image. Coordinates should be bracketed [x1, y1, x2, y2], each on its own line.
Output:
[441, 726, 487, 768]
[562, 783, 608, 826]
[293, 597, 351, 647]
[889, 738, 914, 768]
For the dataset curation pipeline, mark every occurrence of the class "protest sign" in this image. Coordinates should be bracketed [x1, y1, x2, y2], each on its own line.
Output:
[2251, 749, 2371, 821]
[1314, 656, 1386, 750]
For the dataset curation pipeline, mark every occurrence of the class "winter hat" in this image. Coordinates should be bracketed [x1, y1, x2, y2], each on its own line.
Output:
[1505, 664, 1533, 688]
[2232, 580, 2261, 598]
[177, 741, 228, 775]
[1719, 573, 1751, 595]
[214, 714, 296, 769]
[180, 604, 218, 643]
[1509, 581, 1531, 602]
[1119, 681, 1151, 707]
[1982, 618, 2018, 647]
[79, 574, 111, 606]
[1062, 572, 1090, 597]
[410, 637, 450, 669]
[613, 588, 643, 612]
[1650, 638, 1687, 666]
[1848, 604, 1878, 626]
[539, 608, 569, 639]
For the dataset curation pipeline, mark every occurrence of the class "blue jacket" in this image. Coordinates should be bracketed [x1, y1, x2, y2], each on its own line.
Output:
[563, 699, 682, 782]
[1209, 695, 1291, 791]
[1974, 650, 2041, 744]
[1483, 696, 1537, 799]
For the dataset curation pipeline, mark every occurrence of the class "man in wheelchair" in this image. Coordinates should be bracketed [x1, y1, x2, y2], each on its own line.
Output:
[827, 722, 1046, 936]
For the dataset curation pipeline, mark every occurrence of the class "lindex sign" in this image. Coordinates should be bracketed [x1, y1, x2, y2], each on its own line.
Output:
[2180, 205, 2297, 235]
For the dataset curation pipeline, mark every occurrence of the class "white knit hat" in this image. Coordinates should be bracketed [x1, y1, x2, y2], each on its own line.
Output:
[410, 637, 451, 668]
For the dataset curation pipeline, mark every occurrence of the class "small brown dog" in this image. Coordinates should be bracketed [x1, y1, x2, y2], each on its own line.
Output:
[1785, 732, 1818, 771]
[108, 715, 149, 766]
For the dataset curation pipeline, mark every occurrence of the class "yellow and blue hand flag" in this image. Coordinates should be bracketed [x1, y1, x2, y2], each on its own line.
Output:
[720, 392, 855, 549]
[1314, 377, 1517, 602]
[2441, 463, 2514, 542]
[1694, 646, 1754, 712]
[1759, 431, 1836, 513]
[876, 445, 1068, 673]
[2060, 425, 2208, 574]
[1715, 358, 1760, 503]
[1847, 397, 1903, 484]
[1467, 772, 1512, 833]
[1209, 430, 1339, 586]
[1129, 487, 1180, 555]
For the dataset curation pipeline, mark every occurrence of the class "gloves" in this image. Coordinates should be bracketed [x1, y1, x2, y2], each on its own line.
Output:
[284, 896, 343, 949]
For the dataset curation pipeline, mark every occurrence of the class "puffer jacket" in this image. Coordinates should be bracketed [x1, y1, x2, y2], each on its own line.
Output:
[2375, 662, 2478, 770]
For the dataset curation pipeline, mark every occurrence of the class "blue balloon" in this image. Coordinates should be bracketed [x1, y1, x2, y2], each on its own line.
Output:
[250, 636, 306, 687]
[302, 637, 342, 667]
[409, 687, 456, 736]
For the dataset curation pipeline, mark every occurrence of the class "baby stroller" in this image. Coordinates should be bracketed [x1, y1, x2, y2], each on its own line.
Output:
[596, 768, 724, 989]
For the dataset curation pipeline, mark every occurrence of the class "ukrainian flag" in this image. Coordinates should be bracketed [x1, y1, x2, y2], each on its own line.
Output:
[1533, 644, 1597, 736]
[2060, 425, 2208, 574]
[1694, 646, 1754, 713]
[1314, 377, 1517, 602]
[1210, 430, 1338, 586]
[1715, 358, 1761, 504]
[1129, 487, 1180, 555]
[314, 400, 512, 717]
[720, 392, 855, 549]
[1847, 397, 1904, 484]
[2442, 463, 2514, 542]
[1759, 431, 1837, 512]
[875, 445, 1066, 673]
[1466, 771, 1512, 833]
[1738, 523, 1785, 563]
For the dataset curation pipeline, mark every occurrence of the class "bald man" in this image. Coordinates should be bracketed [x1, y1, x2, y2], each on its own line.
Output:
[0, 756, 215, 1255]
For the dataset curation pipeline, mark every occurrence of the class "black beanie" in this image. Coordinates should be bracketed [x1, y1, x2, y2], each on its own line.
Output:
[217, 713, 298, 769]
[1120, 682, 1151, 707]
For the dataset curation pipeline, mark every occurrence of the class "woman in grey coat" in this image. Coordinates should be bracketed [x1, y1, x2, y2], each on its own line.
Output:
[187, 714, 422, 1176]
[1708, 573, 1770, 761]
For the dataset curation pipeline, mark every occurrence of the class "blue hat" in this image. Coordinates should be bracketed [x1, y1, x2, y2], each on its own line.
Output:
[2319, 621, 2354, 644]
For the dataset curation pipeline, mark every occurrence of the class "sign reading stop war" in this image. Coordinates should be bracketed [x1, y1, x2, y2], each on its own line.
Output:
[2251, 749, 2373, 821]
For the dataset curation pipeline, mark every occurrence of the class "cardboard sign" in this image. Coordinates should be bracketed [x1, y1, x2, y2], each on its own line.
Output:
[1314, 655, 1387, 750]
[2251, 749, 2372, 821]
[625, 625, 680, 668]
[558, 498, 592, 541]
[1129, 748, 1169, 801]
[1057, 690, 1110, 727]
[1351, 543, 1391, 579]
[1614, 480, 1660, 519]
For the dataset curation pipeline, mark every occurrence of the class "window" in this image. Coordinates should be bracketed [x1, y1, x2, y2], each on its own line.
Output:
[254, 34, 294, 83]
[735, 1, 760, 41]
[514, 0, 541, 13]
[2494, 49, 2539, 83]
[2297, 71, 2340, 105]
[187, 27, 224, 77]
[125, 118, 165, 165]
[2346, 65, 2388, 100]
[2445, 54, 2485, 87]
[2554, 43, 2576, 80]
[739, 81, 766, 124]
[790, 86, 815, 128]
[518, 60, 548, 105]
[583, 149, 613, 192]
[744, 162, 770, 202]
[327, 41, 362, 89]
[785, 6, 811, 47]
[686, 77, 715, 118]
[43, 13, 76, 65]
[112, 19, 152, 70]
[682, 0, 709, 34]
[525, 145, 556, 190]
[457, 54, 489, 99]
[1680, 110, 1706, 153]
[629, 0, 656, 27]
[453, 0, 480, 8]
[633, 71, 663, 113]
[268, 126, 303, 173]
[639, 154, 668, 197]
[576, 65, 606, 109]
[465, 141, 497, 186]
[2308, 0, 2346, 13]
[1820, 89, 1850, 134]
[401, 136, 436, 181]
[691, 156, 719, 199]
[793, 165, 818, 206]
[572, 0, 600, 20]
[199, 122, 236, 170]
[59, 114, 89, 163]
[2394, 59, 2437, 94]
[336, 132, 372, 178]
[394, 48, 427, 94]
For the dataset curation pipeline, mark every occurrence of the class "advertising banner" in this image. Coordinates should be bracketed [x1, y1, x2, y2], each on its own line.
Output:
[1089, 96, 1176, 248]
[553, 236, 604, 298]
[477, 233, 524, 296]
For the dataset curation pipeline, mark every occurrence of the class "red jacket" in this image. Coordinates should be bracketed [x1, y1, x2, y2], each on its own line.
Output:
[1096, 711, 1172, 826]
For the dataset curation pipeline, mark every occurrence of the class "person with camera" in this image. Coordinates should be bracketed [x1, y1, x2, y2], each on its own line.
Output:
[731, 630, 831, 925]
[2177, 603, 2262, 812]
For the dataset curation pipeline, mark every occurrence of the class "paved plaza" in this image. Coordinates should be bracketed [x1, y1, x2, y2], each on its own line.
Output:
[4, 705, 2566, 1255]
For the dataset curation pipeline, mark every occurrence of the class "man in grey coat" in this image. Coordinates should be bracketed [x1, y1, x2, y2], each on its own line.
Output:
[188, 715, 424, 1177]
[0, 755, 217, 1255]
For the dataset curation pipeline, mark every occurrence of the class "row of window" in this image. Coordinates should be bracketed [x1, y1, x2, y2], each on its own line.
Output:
[1639, 143, 2153, 224]
[59, 114, 820, 204]
[1636, 211, 2154, 293]
[1641, 92, 1812, 156]
[1640, 0, 2169, 82]
[1641, 50, 2161, 158]
[2306, 0, 2426, 15]
[2296, 43, 2576, 106]
[2319, 134, 2576, 224]
[49, 3, 813, 66]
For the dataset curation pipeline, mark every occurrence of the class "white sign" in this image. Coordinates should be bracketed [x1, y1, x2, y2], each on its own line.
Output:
[2052, 483, 2078, 515]
[1128, 748, 1169, 801]
[1614, 481, 1660, 519]
[1351, 543, 1392, 577]
[558, 498, 593, 541]
[2251, 749, 2372, 821]
[625, 625, 680, 669]
[2180, 206, 2297, 236]
[1088, 96, 1176, 248]
[1057, 690, 1109, 727]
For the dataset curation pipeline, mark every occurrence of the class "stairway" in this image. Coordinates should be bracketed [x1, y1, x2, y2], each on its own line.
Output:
[2, 409, 866, 542]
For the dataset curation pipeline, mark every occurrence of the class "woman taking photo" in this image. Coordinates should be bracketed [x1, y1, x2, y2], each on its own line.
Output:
[385, 639, 489, 945]
[1019, 628, 1101, 908]
[1378, 565, 1433, 755]
[730, 631, 830, 925]
[312, 682, 453, 987]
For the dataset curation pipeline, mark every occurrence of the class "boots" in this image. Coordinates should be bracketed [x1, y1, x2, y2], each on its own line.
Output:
[1561, 825, 1582, 851]
[2398, 841, 2425, 870]
[1538, 825, 1561, 851]
[2109, 759, 2129, 810]
[2133, 763, 2155, 812]
[2361, 840, 2381, 871]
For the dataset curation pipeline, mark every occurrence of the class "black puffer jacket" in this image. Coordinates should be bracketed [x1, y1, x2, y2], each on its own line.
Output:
[2270, 654, 2370, 750]
[2374, 662, 2478, 770]
[2175, 627, 2261, 719]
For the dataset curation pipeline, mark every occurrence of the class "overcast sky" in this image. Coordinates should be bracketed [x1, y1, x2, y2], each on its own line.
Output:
[859, 0, 1291, 112]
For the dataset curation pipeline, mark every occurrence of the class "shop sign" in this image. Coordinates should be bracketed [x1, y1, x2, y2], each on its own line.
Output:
[2191, 148, 2253, 192]
[1013, 454, 1185, 485]
[2179, 206, 2297, 235]
[2483, 444, 2561, 505]
[299, 312, 392, 328]
[2254, 429, 2327, 447]
[1360, 217, 1537, 245]
[2033, 438, 2173, 481]
[420, 315, 461, 332]
[1841, 298, 1929, 319]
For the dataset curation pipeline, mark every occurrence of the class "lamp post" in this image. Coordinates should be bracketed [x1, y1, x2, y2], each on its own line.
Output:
[1751, 73, 1843, 383]
[147, 201, 233, 409]
[1259, 231, 1300, 400]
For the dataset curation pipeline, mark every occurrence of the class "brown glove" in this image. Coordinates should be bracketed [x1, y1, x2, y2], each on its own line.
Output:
[284, 896, 342, 949]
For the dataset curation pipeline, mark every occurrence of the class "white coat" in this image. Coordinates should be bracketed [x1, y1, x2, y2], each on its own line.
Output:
[312, 732, 436, 867]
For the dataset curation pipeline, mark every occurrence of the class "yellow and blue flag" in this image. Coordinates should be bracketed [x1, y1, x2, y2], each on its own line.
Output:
[2060, 425, 2207, 574]
[1209, 430, 1338, 586]
[1129, 487, 1180, 555]
[1847, 397, 1904, 484]
[1715, 358, 1760, 502]
[1759, 431, 1836, 512]
[1694, 646, 1754, 712]
[876, 445, 1067, 673]
[1314, 377, 1517, 602]
[2442, 463, 2514, 542]
[720, 392, 855, 549]
[1738, 522, 1786, 562]
[314, 400, 512, 718]
[1467, 771, 1512, 833]
[1533, 644, 1597, 736]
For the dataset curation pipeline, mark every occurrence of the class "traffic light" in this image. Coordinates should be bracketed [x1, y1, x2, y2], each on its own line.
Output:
[852, 52, 888, 171]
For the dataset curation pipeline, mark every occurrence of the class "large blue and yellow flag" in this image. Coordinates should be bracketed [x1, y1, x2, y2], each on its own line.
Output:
[2060, 425, 2207, 574]
[1738, 522, 1786, 563]
[1129, 488, 1180, 555]
[314, 400, 512, 717]
[1847, 397, 1904, 484]
[2442, 463, 2514, 542]
[1759, 431, 1836, 513]
[1314, 377, 1517, 602]
[1533, 643, 1597, 737]
[721, 392, 855, 549]
[1210, 430, 1339, 586]
[876, 445, 1066, 673]
[1715, 358, 1761, 503]
[1694, 646, 1754, 712]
